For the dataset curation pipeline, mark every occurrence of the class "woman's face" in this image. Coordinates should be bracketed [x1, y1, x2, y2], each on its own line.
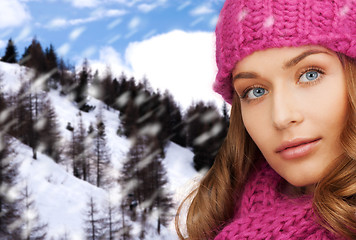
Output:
[232, 46, 349, 188]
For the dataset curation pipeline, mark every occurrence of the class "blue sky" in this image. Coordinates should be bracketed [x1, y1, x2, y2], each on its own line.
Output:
[0, 0, 226, 109]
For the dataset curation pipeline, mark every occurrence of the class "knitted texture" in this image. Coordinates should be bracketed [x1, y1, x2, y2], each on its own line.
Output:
[214, 162, 346, 240]
[213, 0, 356, 104]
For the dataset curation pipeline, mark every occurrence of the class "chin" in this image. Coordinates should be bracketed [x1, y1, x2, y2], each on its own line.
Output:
[287, 178, 317, 189]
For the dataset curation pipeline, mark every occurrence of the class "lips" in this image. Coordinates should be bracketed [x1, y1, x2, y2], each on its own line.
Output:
[275, 138, 321, 160]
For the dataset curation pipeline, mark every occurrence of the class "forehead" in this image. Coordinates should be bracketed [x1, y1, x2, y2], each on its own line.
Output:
[234, 45, 335, 70]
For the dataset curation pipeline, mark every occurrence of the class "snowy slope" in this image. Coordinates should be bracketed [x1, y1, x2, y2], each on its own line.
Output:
[0, 62, 33, 94]
[14, 140, 107, 239]
[0, 61, 199, 239]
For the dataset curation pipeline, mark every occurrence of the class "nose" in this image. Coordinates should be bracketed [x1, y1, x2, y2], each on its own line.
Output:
[271, 87, 304, 130]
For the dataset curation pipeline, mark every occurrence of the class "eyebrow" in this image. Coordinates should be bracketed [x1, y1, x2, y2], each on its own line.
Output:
[283, 50, 329, 69]
[233, 49, 330, 81]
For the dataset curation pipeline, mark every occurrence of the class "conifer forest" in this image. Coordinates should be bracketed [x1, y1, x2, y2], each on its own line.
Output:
[0, 38, 229, 239]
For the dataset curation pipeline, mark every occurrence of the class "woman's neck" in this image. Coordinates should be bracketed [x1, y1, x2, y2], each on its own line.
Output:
[280, 181, 315, 197]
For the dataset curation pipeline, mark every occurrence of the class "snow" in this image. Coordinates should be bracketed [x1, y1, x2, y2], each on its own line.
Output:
[165, 142, 197, 198]
[15, 141, 107, 239]
[0, 61, 199, 239]
[0, 61, 32, 93]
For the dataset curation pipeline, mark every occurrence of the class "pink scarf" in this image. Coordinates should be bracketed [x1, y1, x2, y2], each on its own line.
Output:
[214, 162, 345, 239]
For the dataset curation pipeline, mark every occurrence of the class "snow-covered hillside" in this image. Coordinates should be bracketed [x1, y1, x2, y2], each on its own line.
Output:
[0, 61, 199, 239]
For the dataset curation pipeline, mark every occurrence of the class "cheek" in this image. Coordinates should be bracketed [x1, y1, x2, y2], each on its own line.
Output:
[241, 103, 271, 150]
[305, 79, 348, 133]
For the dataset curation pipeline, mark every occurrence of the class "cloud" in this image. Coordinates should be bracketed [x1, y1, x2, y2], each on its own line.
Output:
[87, 30, 223, 109]
[106, 0, 141, 7]
[88, 46, 131, 78]
[107, 19, 122, 29]
[190, 17, 204, 27]
[190, 4, 214, 16]
[15, 26, 32, 43]
[128, 17, 141, 30]
[46, 8, 126, 28]
[66, 0, 99, 8]
[124, 17, 141, 39]
[177, 1, 191, 11]
[143, 30, 157, 40]
[58, 43, 71, 56]
[125, 30, 222, 109]
[91, 8, 126, 18]
[137, 0, 167, 13]
[107, 34, 121, 44]
[48, 18, 67, 28]
[70, 0, 146, 8]
[81, 46, 97, 59]
[138, 3, 157, 13]
[0, 0, 31, 29]
[69, 27, 86, 41]
[0, 29, 13, 39]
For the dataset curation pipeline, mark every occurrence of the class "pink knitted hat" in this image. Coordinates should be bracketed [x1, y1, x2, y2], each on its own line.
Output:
[214, 0, 356, 104]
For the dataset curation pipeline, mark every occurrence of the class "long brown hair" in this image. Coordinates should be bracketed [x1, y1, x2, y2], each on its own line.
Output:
[175, 54, 356, 240]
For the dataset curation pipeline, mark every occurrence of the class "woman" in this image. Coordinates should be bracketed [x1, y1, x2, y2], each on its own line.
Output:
[176, 0, 356, 239]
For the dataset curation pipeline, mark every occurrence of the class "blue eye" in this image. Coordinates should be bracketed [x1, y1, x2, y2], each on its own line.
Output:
[299, 70, 320, 82]
[245, 87, 268, 99]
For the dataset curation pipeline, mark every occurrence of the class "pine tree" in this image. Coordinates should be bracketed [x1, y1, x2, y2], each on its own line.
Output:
[1, 39, 18, 63]
[120, 137, 145, 208]
[74, 59, 90, 110]
[111, 78, 120, 108]
[58, 58, 75, 95]
[0, 135, 23, 239]
[101, 194, 125, 240]
[66, 123, 80, 178]
[84, 196, 104, 240]
[64, 113, 92, 180]
[38, 98, 62, 163]
[102, 70, 114, 108]
[20, 38, 47, 75]
[222, 102, 230, 128]
[90, 70, 102, 100]
[160, 90, 185, 147]
[0, 90, 25, 237]
[20, 184, 47, 240]
[103, 199, 118, 240]
[120, 136, 173, 236]
[119, 198, 132, 240]
[44, 44, 58, 72]
[12, 80, 39, 159]
[90, 67, 114, 109]
[119, 95, 139, 138]
[0, 73, 10, 131]
[93, 108, 110, 188]
[143, 138, 173, 234]
[185, 101, 228, 170]
[75, 113, 90, 181]
[114, 73, 130, 112]
[117, 76, 145, 138]
[8, 81, 26, 142]
[20, 46, 30, 65]
[44, 44, 59, 89]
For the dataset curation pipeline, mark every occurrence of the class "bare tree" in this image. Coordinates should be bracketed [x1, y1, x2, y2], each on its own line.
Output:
[20, 184, 47, 240]
[101, 194, 123, 240]
[84, 196, 104, 240]
[69, 113, 92, 181]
